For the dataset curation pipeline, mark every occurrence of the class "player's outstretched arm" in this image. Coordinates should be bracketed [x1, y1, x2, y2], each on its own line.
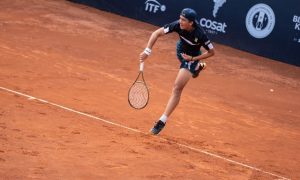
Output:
[140, 27, 165, 62]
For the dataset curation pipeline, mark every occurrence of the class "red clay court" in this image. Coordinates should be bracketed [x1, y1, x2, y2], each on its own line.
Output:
[0, 1, 299, 179]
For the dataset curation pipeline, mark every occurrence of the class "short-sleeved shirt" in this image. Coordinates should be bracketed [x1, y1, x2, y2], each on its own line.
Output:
[163, 20, 213, 56]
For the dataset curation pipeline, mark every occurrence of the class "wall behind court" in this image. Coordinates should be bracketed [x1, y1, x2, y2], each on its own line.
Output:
[70, 0, 300, 66]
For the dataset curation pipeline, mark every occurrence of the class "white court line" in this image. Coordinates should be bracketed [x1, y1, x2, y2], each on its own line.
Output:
[0, 86, 290, 180]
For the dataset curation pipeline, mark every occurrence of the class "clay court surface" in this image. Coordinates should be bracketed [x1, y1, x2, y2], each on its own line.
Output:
[0, 1, 299, 179]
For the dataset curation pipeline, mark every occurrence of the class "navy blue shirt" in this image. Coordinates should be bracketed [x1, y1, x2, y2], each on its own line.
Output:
[163, 20, 213, 55]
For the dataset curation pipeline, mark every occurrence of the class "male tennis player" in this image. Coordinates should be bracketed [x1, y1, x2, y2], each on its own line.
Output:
[140, 8, 215, 135]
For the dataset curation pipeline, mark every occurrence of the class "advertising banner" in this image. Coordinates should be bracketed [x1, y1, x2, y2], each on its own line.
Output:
[70, 0, 300, 66]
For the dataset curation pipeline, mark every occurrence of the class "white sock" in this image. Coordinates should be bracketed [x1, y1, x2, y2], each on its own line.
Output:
[159, 114, 168, 123]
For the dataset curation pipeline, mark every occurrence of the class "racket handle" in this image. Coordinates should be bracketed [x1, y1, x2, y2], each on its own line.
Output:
[140, 62, 144, 72]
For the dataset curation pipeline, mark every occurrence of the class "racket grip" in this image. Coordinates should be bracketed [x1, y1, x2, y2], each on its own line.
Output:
[140, 62, 144, 72]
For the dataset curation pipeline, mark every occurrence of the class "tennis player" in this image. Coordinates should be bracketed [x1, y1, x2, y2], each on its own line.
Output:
[140, 8, 215, 135]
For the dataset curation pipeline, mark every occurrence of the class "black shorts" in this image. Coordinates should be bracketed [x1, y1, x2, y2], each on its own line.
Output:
[176, 40, 202, 75]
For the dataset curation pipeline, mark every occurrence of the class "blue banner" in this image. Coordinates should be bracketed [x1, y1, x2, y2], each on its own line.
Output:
[70, 0, 300, 66]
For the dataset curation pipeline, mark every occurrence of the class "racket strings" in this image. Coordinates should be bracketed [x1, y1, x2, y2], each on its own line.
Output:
[128, 81, 148, 109]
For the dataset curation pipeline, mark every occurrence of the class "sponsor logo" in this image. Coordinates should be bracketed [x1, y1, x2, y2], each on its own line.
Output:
[292, 15, 300, 43]
[245, 3, 275, 39]
[213, 0, 226, 18]
[144, 0, 166, 13]
[199, 0, 227, 34]
[293, 38, 300, 43]
[293, 15, 300, 31]
[199, 18, 227, 33]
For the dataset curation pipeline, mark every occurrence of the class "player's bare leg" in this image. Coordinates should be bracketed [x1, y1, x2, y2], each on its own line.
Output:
[164, 68, 192, 116]
[150, 68, 191, 135]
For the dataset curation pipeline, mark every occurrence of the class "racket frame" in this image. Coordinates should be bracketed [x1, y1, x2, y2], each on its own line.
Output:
[128, 62, 149, 109]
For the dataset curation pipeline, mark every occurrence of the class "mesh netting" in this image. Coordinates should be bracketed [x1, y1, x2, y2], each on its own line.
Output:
[128, 81, 149, 109]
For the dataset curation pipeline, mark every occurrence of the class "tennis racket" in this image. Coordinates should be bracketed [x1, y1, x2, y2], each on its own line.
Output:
[128, 62, 149, 109]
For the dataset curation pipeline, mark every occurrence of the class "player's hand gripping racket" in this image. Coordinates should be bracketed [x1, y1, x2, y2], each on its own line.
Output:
[128, 62, 149, 109]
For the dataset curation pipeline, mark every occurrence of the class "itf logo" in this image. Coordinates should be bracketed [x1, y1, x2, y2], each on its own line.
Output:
[144, 0, 166, 13]
[246, 3, 276, 39]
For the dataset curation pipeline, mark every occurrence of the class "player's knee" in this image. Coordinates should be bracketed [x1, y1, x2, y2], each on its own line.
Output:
[172, 84, 184, 95]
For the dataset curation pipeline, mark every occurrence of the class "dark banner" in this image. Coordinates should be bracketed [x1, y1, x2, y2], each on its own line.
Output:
[70, 0, 300, 66]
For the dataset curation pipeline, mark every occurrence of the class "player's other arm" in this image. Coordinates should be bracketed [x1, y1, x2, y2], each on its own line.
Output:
[194, 39, 215, 60]
[181, 43, 215, 61]
[140, 27, 165, 62]
[196, 47, 215, 60]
